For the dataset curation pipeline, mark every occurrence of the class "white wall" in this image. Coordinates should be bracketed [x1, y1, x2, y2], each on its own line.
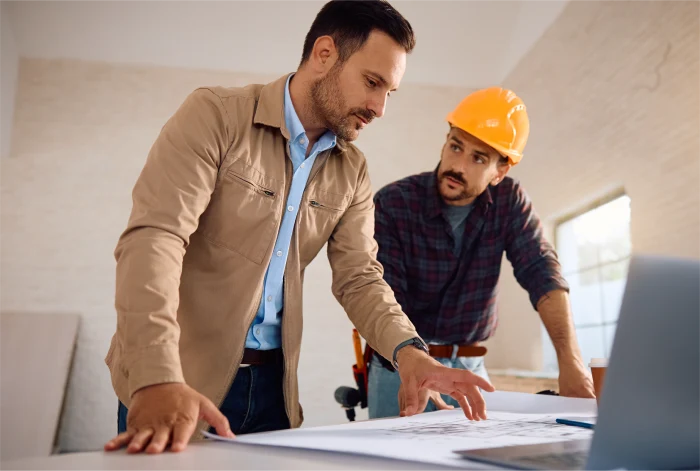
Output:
[483, 0, 700, 370]
[8, 0, 568, 88]
[0, 58, 472, 450]
[1, 2, 19, 158]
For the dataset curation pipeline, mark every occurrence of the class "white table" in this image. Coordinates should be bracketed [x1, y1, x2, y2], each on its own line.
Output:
[1, 441, 454, 470]
[2, 392, 595, 470]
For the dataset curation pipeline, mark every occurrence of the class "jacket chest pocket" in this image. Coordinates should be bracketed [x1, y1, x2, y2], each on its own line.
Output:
[199, 167, 282, 264]
[299, 190, 350, 267]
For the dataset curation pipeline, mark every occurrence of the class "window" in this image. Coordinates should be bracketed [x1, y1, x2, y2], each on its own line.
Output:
[541, 194, 632, 372]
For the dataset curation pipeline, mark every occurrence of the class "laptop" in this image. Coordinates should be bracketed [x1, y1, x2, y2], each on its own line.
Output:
[455, 255, 700, 470]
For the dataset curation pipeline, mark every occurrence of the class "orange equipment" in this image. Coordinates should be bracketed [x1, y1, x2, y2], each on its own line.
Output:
[446, 87, 530, 165]
[333, 329, 372, 421]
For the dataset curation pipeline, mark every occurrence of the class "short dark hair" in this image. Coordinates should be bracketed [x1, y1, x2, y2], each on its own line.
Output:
[300, 0, 415, 65]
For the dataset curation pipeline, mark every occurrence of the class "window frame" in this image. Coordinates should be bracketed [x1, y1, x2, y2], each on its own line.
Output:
[542, 189, 632, 371]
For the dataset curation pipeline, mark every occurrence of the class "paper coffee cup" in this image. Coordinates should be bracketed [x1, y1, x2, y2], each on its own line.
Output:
[589, 358, 608, 404]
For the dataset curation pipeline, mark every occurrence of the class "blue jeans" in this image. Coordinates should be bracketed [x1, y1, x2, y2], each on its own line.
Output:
[118, 362, 290, 435]
[367, 352, 490, 419]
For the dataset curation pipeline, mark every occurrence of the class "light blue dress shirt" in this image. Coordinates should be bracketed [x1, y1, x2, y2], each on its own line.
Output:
[245, 75, 337, 350]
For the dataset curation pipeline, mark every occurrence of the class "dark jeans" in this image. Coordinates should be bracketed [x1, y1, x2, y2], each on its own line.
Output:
[118, 362, 290, 435]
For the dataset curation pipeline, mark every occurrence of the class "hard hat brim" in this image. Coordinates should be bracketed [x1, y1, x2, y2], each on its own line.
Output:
[446, 116, 523, 165]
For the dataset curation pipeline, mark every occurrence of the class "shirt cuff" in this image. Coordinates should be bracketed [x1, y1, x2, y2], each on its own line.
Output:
[530, 280, 570, 310]
[124, 344, 185, 397]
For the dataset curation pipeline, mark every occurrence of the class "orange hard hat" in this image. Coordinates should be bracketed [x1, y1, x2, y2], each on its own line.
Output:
[446, 87, 529, 165]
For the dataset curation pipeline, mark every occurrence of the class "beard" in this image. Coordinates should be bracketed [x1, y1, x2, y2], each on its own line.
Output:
[308, 64, 374, 142]
[437, 169, 479, 202]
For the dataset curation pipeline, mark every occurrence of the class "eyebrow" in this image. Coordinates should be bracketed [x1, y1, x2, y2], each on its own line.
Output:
[450, 135, 497, 161]
[450, 136, 465, 147]
[473, 150, 492, 161]
[365, 70, 398, 92]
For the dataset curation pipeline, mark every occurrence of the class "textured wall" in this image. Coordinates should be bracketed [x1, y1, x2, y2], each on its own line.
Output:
[483, 0, 700, 369]
[1, 2, 19, 158]
[0, 58, 472, 450]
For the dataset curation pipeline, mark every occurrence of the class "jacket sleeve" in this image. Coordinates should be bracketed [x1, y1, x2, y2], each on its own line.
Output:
[327, 161, 421, 362]
[114, 88, 231, 397]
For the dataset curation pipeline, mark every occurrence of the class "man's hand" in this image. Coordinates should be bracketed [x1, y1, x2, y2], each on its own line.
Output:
[399, 384, 455, 413]
[536, 290, 596, 399]
[395, 346, 495, 420]
[103, 383, 234, 454]
[558, 359, 596, 398]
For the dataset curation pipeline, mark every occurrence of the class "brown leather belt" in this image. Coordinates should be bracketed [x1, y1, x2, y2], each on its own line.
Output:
[428, 344, 487, 358]
[241, 348, 283, 365]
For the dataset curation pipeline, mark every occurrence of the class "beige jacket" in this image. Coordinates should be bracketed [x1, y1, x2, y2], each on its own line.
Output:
[105, 74, 419, 429]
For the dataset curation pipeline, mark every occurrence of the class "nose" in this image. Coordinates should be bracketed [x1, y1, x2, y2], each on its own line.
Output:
[451, 164, 469, 179]
[367, 93, 388, 119]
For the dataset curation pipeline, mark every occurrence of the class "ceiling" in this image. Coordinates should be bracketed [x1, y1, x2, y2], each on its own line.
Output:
[6, 0, 569, 88]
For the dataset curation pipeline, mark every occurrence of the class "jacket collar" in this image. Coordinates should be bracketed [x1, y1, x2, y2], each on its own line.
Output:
[253, 74, 293, 140]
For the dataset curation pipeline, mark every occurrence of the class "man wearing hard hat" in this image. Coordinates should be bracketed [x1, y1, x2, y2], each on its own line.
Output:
[368, 88, 596, 418]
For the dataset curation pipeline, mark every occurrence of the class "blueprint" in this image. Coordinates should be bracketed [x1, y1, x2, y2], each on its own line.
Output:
[385, 412, 591, 441]
[204, 391, 597, 468]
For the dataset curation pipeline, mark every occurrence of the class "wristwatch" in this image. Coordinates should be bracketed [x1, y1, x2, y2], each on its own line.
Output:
[392, 337, 429, 369]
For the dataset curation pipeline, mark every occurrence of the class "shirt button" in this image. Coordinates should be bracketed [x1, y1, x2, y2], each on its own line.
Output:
[300, 163, 305, 169]
[255, 328, 260, 335]
[288, 206, 294, 212]
[276, 251, 283, 257]
[300, 138, 306, 145]
[267, 295, 273, 302]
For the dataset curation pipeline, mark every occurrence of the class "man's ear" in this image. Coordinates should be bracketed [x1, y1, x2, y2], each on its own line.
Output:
[307, 36, 338, 73]
[490, 162, 511, 186]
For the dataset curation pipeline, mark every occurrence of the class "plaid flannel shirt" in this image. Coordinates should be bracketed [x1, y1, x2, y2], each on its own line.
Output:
[373, 171, 569, 344]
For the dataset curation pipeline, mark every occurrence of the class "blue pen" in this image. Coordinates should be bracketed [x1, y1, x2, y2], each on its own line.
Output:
[555, 417, 596, 429]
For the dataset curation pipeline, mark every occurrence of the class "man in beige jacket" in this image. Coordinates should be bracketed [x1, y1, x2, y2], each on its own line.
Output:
[104, 0, 493, 455]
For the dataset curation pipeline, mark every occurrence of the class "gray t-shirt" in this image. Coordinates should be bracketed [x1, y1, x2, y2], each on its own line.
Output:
[442, 202, 474, 255]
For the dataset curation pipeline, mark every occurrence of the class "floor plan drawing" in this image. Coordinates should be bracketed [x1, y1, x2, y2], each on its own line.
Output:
[385, 413, 592, 441]
[205, 391, 597, 469]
